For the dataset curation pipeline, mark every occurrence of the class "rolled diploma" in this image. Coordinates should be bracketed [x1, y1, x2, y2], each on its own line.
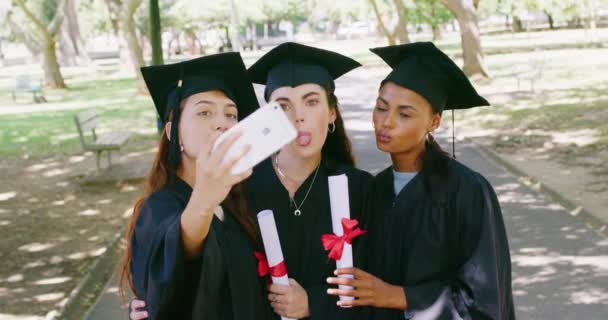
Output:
[257, 209, 295, 320]
[328, 174, 355, 303]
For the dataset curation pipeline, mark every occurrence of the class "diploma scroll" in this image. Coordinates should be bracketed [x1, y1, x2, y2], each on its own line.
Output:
[257, 210, 295, 320]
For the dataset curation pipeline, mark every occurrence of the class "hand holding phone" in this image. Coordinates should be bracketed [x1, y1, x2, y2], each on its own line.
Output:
[213, 102, 297, 175]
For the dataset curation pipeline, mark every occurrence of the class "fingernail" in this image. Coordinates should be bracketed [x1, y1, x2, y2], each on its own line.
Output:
[334, 270, 338, 275]
[143, 312, 149, 317]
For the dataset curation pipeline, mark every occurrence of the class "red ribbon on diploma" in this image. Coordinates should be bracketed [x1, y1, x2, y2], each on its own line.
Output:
[321, 218, 367, 261]
[254, 251, 288, 278]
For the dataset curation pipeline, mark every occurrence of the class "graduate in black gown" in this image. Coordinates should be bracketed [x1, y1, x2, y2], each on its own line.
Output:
[118, 52, 273, 320]
[327, 42, 515, 320]
[246, 42, 375, 320]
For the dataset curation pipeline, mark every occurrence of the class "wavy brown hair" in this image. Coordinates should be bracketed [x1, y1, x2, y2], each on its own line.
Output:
[117, 116, 259, 302]
[322, 88, 356, 167]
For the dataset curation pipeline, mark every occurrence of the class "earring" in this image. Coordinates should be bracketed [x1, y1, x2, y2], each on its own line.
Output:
[328, 122, 336, 133]
[180, 144, 184, 152]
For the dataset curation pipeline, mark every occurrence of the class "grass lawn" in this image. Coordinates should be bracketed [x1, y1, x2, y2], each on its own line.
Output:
[0, 78, 158, 158]
[460, 47, 608, 152]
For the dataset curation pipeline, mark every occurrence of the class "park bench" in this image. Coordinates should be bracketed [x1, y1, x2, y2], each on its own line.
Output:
[12, 75, 46, 103]
[74, 110, 132, 172]
[516, 60, 545, 92]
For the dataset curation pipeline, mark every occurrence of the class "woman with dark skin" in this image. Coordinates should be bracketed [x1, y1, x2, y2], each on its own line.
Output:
[326, 42, 515, 320]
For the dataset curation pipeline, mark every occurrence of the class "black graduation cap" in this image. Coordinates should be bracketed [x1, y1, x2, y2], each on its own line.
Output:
[248, 42, 362, 101]
[141, 52, 259, 167]
[370, 42, 489, 113]
[370, 42, 490, 158]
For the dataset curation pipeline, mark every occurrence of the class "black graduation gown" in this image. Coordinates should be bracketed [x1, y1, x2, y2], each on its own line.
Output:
[247, 157, 374, 320]
[368, 159, 515, 320]
[130, 177, 272, 320]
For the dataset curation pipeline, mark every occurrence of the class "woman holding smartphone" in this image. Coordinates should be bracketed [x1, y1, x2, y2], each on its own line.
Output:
[119, 52, 273, 320]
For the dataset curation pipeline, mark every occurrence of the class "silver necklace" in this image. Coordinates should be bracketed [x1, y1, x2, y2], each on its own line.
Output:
[274, 154, 321, 216]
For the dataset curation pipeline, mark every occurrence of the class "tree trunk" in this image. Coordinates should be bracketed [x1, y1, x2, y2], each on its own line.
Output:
[587, 0, 598, 43]
[250, 22, 257, 50]
[103, 0, 123, 63]
[122, 17, 147, 93]
[229, 0, 241, 51]
[140, 34, 149, 57]
[391, 0, 410, 44]
[104, 0, 121, 37]
[166, 31, 174, 59]
[0, 39, 4, 65]
[369, 0, 396, 45]
[6, 11, 42, 57]
[175, 31, 182, 54]
[441, 0, 489, 78]
[64, 0, 89, 64]
[13, 0, 68, 88]
[59, 1, 90, 68]
[185, 30, 199, 55]
[544, 11, 554, 29]
[119, 0, 147, 93]
[149, 0, 163, 65]
[58, 28, 76, 66]
[512, 15, 523, 32]
[43, 40, 66, 88]
[329, 20, 340, 38]
[392, 27, 408, 45]
[432, 25, 442, 40]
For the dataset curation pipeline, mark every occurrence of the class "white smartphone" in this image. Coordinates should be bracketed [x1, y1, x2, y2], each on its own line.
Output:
[212, 102, 297, 175]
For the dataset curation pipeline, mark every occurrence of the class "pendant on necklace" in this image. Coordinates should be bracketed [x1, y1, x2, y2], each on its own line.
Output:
[294, 209, 302, 216]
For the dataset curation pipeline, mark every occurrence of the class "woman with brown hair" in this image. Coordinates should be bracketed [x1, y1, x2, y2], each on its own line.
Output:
[245, 42, 375, 320]
[119, 52, 272, 320]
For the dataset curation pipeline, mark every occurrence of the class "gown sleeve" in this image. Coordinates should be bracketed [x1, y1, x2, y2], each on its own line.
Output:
[403, 174, 515, 320]
[130, 192, 204, 319]
[190, 219, 231, 320]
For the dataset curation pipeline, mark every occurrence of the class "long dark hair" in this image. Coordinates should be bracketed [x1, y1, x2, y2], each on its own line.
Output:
[118, 115, 258, 302]
[322, 87, 356, 166]
[419, 131, 450, 191]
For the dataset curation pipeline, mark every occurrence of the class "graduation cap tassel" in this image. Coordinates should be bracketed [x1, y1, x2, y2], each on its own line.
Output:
[452, 109, 456, 159]
[168, 64, 185, 167]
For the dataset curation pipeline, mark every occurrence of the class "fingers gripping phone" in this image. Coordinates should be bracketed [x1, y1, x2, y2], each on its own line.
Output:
[212, 102, 297, 175]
